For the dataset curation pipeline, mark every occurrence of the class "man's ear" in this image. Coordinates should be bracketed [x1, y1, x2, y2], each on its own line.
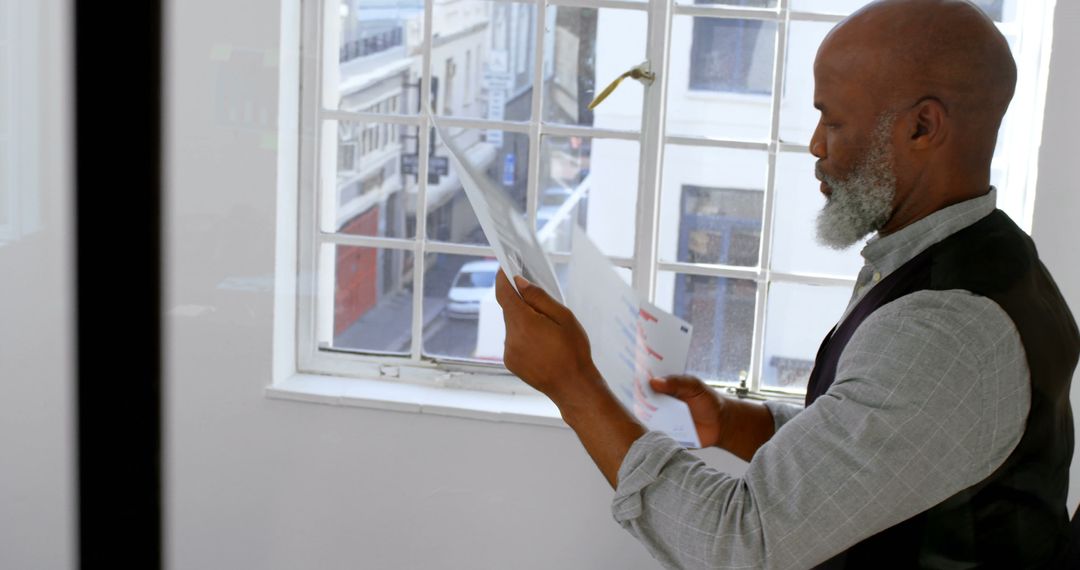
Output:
[909, 97, 948, 150]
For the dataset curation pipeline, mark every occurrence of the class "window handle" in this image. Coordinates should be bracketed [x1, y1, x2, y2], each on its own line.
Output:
[587, 61, 655, 110]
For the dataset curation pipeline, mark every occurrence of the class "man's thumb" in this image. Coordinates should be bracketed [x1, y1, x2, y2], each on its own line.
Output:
[649, 376, 708, 400]
[514, 275, 569, 324]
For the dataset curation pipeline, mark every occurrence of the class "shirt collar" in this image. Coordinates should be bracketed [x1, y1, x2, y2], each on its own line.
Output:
[860, 187, 998, 277]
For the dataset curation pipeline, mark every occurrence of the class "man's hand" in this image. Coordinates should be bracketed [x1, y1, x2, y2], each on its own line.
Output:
[495, 268, 645, 488]
[650, 375, 725, 448]
[494, 269, 604, 409]
[654, 374, 777, 461]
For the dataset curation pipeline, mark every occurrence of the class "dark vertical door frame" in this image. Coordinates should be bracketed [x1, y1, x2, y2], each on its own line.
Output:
[75, 0, 163, 568]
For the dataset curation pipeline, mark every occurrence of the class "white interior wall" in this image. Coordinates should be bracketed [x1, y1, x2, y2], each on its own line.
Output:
[166, 3, 1080, 570]
[0, 1, 74, 568]
[1030, 0, 1080, 514]
[165, 1, 743, 569]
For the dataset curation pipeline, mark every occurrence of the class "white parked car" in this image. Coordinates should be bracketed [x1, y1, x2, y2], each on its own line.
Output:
[446, 259, 499, 319]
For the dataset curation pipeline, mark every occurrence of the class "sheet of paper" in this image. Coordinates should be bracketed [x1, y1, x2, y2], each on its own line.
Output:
[567, 225, 701, 448]
[428, 110, 563, 303]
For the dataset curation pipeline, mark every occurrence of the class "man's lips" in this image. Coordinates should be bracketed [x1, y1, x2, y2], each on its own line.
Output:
[814, 162, 832, 197]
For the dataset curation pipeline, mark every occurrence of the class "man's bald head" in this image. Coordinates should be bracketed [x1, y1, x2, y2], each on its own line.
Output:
[818, 0, 1015, 159]
[809, 0, 1017, 238]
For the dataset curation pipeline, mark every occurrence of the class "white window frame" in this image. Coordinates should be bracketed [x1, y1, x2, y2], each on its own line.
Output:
[293, 0, 1056, 400]
[0, 0, 43, 245]
[0, 0, 18, 243]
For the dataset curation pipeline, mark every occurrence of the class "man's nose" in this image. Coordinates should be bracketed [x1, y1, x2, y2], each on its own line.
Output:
[809, 122, 826, 159]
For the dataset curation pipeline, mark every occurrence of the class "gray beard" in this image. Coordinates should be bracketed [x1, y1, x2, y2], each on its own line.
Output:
[815, 116, 898, 250]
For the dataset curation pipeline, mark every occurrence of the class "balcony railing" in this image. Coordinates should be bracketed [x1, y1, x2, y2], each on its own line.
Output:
[340, 28, 404, 63]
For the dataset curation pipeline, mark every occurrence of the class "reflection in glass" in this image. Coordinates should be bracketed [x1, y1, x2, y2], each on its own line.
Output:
[660, 146, 767, 266]
[429, 127, 528, 246]
[762, 281, 850, 390]
[540, 136, 638, 257]
[542, 7, 648, 130]
[322, 120, 415, 238]
[656, 273, 757, 383]
[422, 253, 506, 362]
[326, 244, 415, 354]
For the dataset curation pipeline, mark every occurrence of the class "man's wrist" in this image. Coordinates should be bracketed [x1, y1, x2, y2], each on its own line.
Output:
[553, 366, 612, 424]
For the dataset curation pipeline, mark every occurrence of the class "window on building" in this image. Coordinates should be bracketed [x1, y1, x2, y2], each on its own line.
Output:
[299, 0, 1054, 396]
[689, 0, 774, 93]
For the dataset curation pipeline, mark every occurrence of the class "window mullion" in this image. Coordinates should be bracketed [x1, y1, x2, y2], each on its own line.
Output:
[297, 0, 325, 373]
[410, 0, 436, 362]
[527, 1, 548, 230]
[748, 0, 790, 395]
[633, 0, 675, 302]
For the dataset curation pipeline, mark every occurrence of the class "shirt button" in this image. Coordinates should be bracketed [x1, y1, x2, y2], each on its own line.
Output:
[872, 271, 882, 282]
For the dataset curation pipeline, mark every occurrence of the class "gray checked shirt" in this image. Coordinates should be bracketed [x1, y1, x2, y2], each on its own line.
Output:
[612, 189, 1031, 569]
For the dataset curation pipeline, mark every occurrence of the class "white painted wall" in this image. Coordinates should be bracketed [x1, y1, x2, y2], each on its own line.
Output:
[0, 0, 75, 568]
[1031, 0, 1080, 514]
[166, 4, 1080, 570]
[165, 1, 745, 569]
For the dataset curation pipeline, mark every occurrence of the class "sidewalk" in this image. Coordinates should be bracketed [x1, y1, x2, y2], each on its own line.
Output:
[335, 289, 446, 353]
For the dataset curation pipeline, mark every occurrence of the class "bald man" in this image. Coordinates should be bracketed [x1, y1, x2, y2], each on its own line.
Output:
[495, 0, 1080, 567]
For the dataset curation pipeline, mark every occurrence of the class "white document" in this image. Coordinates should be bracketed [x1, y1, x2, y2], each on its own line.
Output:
[567, 226, 701, 449]
[428, 110, 563, 303]
[431, 110, 699, 448]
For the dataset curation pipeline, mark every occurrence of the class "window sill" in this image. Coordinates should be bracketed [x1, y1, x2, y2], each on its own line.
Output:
[266, 373, 567, 428]
[267, 372, 807, 431]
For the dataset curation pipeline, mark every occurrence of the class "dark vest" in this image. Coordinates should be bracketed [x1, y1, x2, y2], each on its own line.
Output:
[805, 210, 1080, 569]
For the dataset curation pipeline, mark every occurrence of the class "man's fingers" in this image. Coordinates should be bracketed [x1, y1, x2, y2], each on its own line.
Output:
[649, 375, 710, 400]
[495, 269, 522, 311]
[514, 275, 572, 325]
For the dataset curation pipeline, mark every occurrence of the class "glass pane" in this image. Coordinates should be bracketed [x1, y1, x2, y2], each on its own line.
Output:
[778, 21, 831, 145]
[762, 281, 851, 390]
[433, 1, 537, 122]
[0, 42, 7, 135]
[324, 244, 414, 355]
[655, 273, 757, 383]
[325, 0, 420, 114]
[659, 146, 767, 266]
[321, 120, 415, 237]
[540, 136, 639, 258]
[771, 152, 864, 278]
[0, 141, 7, 225]
[553, 262, 631, 300]
[788, 0, 871, 14]
[542, 8, 648, 130]
[429, 127, 528, 246]
[422, 253, 505, 362]
[790, 0, 1012, 21]
[676, 0, 777, 6]
[667, 16, 777, 141]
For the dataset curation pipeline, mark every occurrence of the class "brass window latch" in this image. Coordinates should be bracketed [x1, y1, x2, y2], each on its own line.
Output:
[587, 61, 655, 110]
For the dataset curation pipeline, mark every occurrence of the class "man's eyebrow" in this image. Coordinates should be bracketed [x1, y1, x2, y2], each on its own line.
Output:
[814, 102, 826, 113]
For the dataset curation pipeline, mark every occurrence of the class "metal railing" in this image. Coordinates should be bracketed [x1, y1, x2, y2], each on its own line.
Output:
[339, 28, 404, 62]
